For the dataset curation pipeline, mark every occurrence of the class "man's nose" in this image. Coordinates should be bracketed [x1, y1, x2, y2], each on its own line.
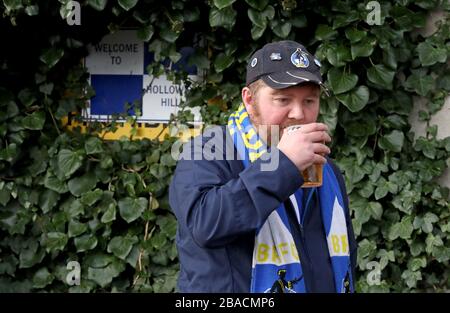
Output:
[287, 104, 304, 120]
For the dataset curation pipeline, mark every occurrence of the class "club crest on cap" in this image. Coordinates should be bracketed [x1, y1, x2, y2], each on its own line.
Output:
[290, 48, 309, 68]
[251, 57, 258, 67]
[270, 52, 282, 61]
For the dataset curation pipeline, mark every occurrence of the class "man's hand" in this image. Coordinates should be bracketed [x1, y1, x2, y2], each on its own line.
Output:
[277, 122, 331, 172]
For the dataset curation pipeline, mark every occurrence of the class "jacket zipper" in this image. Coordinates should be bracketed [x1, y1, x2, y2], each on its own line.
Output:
[298, 188, 316, 274]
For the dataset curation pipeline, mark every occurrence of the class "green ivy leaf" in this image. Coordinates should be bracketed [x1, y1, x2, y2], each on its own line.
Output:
[414, 137, 437, 159]
[378, 130, 404, 153]
[25, 5, 39, 16]
[0, 143, 18, 163]
[100, 203, 116, 223]
[338, 157, 366, 184]
[160, 153, 177, 167]
[157, 215, 178, 239]
[118, 197, 148, 223]
[213, 0, 236, 10]
[351, 197, 371, 224]
[188, 52, 209, 70]
[368, 202, 383, 220]
[358, 238, 377, 259]
[40, 48, 64, 69]
[84, 137, 104, 155]
[417, 213, 439, 233]
[417, 42, 447, 66]
[374, 180, 389, 200]
[426, 233, 443, 254]
[346, 116, 377, 137]
[345, 28, 366, 43]
[68, 219, 88, 238]
[68, 173, 97, 197]
[209, 6, 236, 30]
[367, 64, 395, 90]
[150, 232, 168, 250]
[270, 20, 291, 38]
[58, 149, 84, 178]
[248, 8, 266, 28]
[6, 101, 19, 120]
[39, 189, 60, 214]
[39, 82, 53, 95]
[19, 243, 45, 269]
[358, 180, 374, 198]
[42, 232, 68, 252]
[326, 45, 351, 67]
[3, 0, 23, 11]
[408, 257, 427, 271]
[404, 70, 435, 96]
[332, 12, 359, 29]
[245, 0, 269, 10]
[44, 172, 69, 194]
[22, 111, 45, 130]
[389, 216, 413, 240]
[74, 234, 98, 252]
[0, 187, 10, 206]
[401, 269, 422, 289]
[327, 67, 358, 95]
[214, 53, 234, 72]
[62, 198, 84, 218]
[315, 24, 338, 41]
[87, 259, 125, 288]
[290, 14, 307, 28]
[137, 25, 154, 42]
[80, 189, 103, 206]
[377, 249, 395, 269]
[351, 38, 376, 59]
[251, 24, 266, 40]
[107, 235, 138, 260]
[159, 28, 180, 43]
[118, 0, 138, 11]
[18, 89, 37, 107]
[87, 0, 108, 11]
[335, 85, 369, 112]
[382, 114, 408, 129]
[183, 7, 200, 22]
[32, 267, 54, 289]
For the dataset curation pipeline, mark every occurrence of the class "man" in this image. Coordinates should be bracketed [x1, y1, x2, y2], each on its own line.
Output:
[169, 40, 357, 293]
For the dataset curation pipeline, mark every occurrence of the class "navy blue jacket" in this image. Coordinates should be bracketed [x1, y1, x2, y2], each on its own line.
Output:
[169, 126, 357, 292]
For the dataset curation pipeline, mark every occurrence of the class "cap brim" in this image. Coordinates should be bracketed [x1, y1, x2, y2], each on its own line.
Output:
[261, 70, 329, 96]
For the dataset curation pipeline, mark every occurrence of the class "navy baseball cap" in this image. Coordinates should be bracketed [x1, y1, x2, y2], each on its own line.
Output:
[246, 40, 328, 94]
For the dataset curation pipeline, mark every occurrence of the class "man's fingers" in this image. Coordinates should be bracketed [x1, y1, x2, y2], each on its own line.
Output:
[298, 122, 328, 133]
[312, 143, 331, 155]
[304, 131, 331, 143]
[313, 154, 328, 165]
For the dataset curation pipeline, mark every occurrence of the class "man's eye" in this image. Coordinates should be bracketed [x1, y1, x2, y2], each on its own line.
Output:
[275, 98, 289, 103]
[305, 99, 317, 105]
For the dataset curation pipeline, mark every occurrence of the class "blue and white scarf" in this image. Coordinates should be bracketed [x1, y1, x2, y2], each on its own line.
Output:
[227, 103, 354, 293]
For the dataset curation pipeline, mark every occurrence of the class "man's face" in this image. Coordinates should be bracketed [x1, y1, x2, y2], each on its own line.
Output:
[242, 82, 321, 144]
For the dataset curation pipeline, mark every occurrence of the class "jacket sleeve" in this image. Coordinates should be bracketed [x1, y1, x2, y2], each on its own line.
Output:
[169, 135, 303, 249]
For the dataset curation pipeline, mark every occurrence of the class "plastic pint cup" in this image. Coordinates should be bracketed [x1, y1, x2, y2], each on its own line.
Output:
[285, 125, 324, 188]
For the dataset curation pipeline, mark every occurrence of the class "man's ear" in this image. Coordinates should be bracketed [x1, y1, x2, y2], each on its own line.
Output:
[242, 87, 255, 115]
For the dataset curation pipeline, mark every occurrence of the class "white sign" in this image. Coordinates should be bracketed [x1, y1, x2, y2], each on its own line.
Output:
[84, 29, 200, 123]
